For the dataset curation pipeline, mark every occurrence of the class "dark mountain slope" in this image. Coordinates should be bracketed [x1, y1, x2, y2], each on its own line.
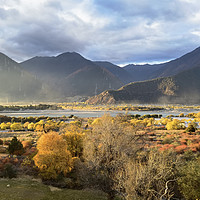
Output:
[87, 65, 200, 104]
[94, 61, 133, 84]
[21, 52, 123, 97]
[0, 53, 45, 102]
[123, 64, 163, 82]
[123, 46, 200, 81]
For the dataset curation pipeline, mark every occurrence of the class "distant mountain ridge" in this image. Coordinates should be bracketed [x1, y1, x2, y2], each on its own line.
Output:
[123, 64, 163, 82]
[20, 52, 123, 97]
[123, 47, 200, 82]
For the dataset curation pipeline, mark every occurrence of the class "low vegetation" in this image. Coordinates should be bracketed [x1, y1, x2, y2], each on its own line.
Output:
[0, 111, 200, 199]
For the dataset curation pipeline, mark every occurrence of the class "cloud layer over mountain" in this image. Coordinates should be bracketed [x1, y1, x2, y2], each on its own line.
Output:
[1, 0, 200, 64]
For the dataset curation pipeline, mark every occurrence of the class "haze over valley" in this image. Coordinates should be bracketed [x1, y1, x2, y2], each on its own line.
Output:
[0, 46, 199, 104]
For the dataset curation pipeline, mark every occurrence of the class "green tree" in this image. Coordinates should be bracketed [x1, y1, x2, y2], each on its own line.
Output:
[8, 136, 24, 155]
[186, 123, 196, 132]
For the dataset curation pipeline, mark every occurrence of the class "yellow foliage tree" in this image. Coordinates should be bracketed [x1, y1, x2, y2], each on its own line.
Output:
[166, 119, 185, 130]
[0, 122, 7, 130]
[23, 122, 30, 129]
[28, 122, 35, 130]
[60, 123, 85, 157]
[33, 131, 73, 180]
[10, 123, 23, 131]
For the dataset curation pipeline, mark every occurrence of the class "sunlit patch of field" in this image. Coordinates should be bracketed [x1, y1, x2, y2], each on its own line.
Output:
[0, 177, 108, 200]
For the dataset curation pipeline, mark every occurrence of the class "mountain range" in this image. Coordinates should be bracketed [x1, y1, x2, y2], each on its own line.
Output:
[87, 66, 200, 104]
[0, 46, 200, 104]
[20, 53, 122, 98]
[87, 47, 200, 104]
[124, 46, 200, 82]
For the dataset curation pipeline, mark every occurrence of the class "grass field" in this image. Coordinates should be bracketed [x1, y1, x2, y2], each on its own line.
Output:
[0, 178, 108, 200]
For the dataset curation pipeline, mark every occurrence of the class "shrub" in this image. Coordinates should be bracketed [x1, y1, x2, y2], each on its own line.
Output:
[8, 137, 24, 155]
[84, 114, 145, 200]
[185, 124, 196, 133]
[175, 145, 188, 154]
[2, 163, 17, 178]
[118, 151, 179, 200]
[177, 158, 200, 199]
[22, 140, 32, 149]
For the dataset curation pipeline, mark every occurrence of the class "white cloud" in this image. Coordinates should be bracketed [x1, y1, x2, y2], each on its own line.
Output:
[0, 0, 200, 63]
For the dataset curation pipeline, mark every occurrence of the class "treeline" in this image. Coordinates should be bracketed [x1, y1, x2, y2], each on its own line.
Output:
[61, 102, 200, 112]
[1, 114, 200, 199]
[0, 104, 61, 111]
[0, 115, 77, 131]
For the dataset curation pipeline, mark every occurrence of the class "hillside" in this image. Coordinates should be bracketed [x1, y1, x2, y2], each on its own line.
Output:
[21, 53, 123, 97]
[0, 53, 45, 102]
[86, 66, 200, 104]
[123, 46, 200, 81]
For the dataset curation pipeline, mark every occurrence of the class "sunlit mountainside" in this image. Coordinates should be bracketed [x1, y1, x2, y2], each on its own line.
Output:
[87, 66, 200, 104]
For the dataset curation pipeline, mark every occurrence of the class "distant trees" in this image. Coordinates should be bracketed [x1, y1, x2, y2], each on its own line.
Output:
[33, 132, 73, 180]
[186, 123, 196, 132]
[166, 119, 185, 130]
[10, 123, 23, 131]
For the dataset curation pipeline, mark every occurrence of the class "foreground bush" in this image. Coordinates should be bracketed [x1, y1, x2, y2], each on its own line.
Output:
[2, 163, 17, 178]
[177, 158, 200, 199]
[84, 114, 146, 200]
[116, 151, 180, 200]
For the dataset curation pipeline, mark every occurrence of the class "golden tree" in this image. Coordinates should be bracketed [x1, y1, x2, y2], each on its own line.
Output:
[33, 131, 73, 180]
[10, 123, 23, 131]
[60, 122, 85, 158]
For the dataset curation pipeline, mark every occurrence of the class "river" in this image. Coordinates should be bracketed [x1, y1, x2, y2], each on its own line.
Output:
[0, 108, 199, 118]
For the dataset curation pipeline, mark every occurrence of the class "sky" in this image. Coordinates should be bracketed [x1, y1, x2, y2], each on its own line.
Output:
[0, 0, 200, 65]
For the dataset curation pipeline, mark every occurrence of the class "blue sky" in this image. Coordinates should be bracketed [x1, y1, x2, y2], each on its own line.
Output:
[0, 0, 200, 65]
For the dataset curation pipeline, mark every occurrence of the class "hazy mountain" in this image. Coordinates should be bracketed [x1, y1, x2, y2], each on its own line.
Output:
[123, 46, 200, 81]
[86, 65, 200, 104]
[0, 53, 45, 102]
[20, 52, 123, 97]
[94, 61, 133, 84]
[123, 64, 163, 82]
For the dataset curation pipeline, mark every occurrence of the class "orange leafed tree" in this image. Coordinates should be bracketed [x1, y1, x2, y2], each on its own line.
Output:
[33, 131, 73, 180]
